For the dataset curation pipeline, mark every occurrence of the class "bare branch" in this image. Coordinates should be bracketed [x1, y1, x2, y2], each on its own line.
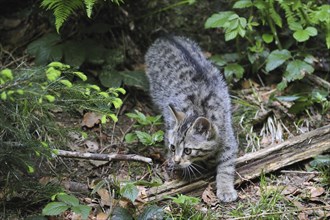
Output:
[55, 149, 153, 165]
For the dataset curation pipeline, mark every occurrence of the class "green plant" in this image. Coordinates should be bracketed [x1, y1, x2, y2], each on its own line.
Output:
[230, 174, 293, 219]
[0, 62, 124, 214]
[125, 110, 164, 146]
[165, 194, 214, 220]
[40, 0, 124, 32]
[276, 89, 329, 114]
[205, 0, 329, 91]
[42, 192, 92, 219]
[308, 155, 330, 185]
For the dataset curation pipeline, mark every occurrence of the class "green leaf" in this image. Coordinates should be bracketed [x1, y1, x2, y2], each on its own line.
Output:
[305, 27, 317, 37]
[84, 0, 96, 18]
[135, 131, 153, 146]
[45, 95, 56, 102]
[88, 85, 101, 91]
[98, 92, 109, 98]
[209, 55, 227, 66]
[124, 133, 138, 144]
[27, 33, 62, 65]
[48, 62, 70, 70]
[112, 98, 123, 109]
[262, 34, 274, 43]
[60, 79, 73, 88]
[277, 80, 288, 91]
[115, 87, 126, 95]
[1, 92, 7, 100]
[204, 11, 235, 29]
[74, 71, 87, 81]
[120, 182, 139, 203]
[27, 165, 35, 173]
[63, 41, 86, 67]
[285, 60, 314, 82]
[293, 29, 310, 42]
[325, 31, 330, 49]
[112, 207, 133, 220]
[42, 202, 69, 216]
[57, 193, 79, 206]
[152, 130, 164, 143]
[233, 0, 253, 9]
[224, 63, 244, 81]
[1, 68, 13, 80]
[137, 205, 164, 220]
[288, 22, 302, 31]
[270, 8, 282, 27]
[101, 115, 107, 124]
[108, 113, 118, 123]
[265, 49, 291, 72]
[276, 96, 299, 102]
[99, 70, 149, 90]
[46, 67, 61, 81]
[187, 0, 196, 5]
[16, 89, 25, 95]
[171, 194, 200, 205]
[310, 155, 330, 168]
[71, 205, 92, 220]
[225, 30, 238, 41]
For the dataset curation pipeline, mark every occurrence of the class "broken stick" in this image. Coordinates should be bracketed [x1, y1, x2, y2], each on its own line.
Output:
[55, 150, 153, 165]
[145, 124, 330, 202]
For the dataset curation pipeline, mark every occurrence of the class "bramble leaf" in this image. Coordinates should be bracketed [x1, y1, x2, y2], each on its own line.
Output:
[120, 182, 139, 203]
[265, 49, 291, 72]
[233, 0, 253, 9]
[42, 202, 69, 216]
[284, 60, 314, 82]
[71, 205, 92, 220]
[57, 193, 79, 206]
[137, 205, 164, 220]
[204, 11, 235, 29]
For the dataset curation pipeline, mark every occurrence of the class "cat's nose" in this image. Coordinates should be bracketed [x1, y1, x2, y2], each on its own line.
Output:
[174, 156, 181, 164]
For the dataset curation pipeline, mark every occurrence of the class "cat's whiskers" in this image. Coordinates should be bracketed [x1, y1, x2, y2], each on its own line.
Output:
[190, 163, 202, 175]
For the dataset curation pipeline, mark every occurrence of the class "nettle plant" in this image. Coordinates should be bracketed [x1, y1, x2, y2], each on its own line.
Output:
[125, 110, 164, 147]
[205, 0, 329, 90]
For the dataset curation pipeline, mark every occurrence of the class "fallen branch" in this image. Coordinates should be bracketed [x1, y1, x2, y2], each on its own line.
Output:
[145, 124, 330, 202]
[55, 150, 153, 165]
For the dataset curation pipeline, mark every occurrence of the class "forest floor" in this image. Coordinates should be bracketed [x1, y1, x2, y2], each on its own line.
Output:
[33, 82, 330, 220]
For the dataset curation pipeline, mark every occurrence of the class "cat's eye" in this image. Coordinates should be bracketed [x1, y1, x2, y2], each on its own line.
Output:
[184, 148, 192, 155]
[170, 144, 176, 152]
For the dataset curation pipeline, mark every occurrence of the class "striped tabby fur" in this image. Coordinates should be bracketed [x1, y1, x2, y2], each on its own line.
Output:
[145, 36, 238, 202]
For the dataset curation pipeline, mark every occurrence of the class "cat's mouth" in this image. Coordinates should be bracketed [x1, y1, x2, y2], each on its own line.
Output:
[166, 160, 207, 181]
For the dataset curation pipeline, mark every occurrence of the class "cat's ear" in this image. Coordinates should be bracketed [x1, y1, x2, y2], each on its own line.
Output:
[168, 105, 185, 124]
[191, 117, 215, 139]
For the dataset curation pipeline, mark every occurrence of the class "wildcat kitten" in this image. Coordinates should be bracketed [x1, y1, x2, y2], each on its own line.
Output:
[145, 36, 238, 202]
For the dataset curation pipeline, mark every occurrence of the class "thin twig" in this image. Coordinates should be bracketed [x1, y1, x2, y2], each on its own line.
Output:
[55, 149, 153, 165]
[280, 170, 321, 175]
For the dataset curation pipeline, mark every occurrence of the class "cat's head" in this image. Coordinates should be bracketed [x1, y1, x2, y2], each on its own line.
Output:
[167, 105, 218, 171]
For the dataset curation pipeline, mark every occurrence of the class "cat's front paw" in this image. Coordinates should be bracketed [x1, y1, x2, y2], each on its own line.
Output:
[217, 189, 238, 203]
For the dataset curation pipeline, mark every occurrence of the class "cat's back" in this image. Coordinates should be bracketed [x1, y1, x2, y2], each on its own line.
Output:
[145, 36, 223, 89]
[145, 36, 229, 118]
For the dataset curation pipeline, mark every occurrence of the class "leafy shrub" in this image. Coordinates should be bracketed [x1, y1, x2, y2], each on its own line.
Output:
[205, 0, 329, 90]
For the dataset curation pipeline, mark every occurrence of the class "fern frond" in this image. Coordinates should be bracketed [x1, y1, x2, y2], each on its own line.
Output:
[277, 0, 298, 30]
[41, 0, 84, 33]
[84, 0, 97, 18]
[269, 0, 282, 28]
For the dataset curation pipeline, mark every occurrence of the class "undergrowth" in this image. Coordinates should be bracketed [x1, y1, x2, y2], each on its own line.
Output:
[0, 62, 125, 216]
